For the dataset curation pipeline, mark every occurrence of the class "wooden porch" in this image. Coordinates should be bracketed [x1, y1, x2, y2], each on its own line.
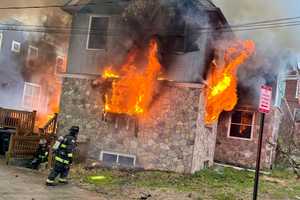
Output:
[0, 107, 58, 164]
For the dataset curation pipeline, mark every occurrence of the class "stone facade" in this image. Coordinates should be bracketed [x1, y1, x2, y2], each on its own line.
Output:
[58, 76, 217, 173]
[214, 107, 281, 169]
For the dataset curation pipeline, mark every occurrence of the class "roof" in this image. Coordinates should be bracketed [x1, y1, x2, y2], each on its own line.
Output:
[63, 0, 222, 14]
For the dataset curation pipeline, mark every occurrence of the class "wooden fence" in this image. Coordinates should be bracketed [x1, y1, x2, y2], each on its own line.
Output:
[0, 107, 36, 135]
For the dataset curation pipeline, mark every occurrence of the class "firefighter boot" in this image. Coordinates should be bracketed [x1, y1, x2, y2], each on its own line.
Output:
[46, 179, 56, 186]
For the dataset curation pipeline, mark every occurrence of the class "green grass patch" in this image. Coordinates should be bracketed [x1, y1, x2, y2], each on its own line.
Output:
[73, 165, 300, 200]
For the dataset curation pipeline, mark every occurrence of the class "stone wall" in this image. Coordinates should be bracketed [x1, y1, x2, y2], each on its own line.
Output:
[214, 107, 281, 169]
[58, 76, 217, 173]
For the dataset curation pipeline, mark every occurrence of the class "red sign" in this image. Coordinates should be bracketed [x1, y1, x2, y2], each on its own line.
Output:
[259, 85, 272, 113]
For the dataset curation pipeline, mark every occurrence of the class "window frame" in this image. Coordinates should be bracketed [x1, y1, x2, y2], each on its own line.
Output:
[86, 15, 109, 50]
[227, 110, 255, 141]
[55, 55, 66, 74]
[0, 32, 3, 50]
[27, 45, 38, 59]
[11, 40, 21, 53]
[100, 150, 136, 167]
[294, 108, 300, 122]
[22, 82, 41, 111]
[296, 80, 300, 99]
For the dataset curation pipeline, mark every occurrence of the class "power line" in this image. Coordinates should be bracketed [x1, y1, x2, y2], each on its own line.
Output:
[1, 15, 300, 34]
[0, 3, 95, 10]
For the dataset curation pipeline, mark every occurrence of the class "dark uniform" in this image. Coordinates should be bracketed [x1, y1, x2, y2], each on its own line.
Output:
[31, 138, 49, 169]
[46, 126, 79, 186]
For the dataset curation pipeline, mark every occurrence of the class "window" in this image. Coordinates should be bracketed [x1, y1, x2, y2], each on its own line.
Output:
[228, 110, 255, 140]
[55, 56, 66, 74]
[100, 151, 136, 167]
[22, 82, 41, 110]
[87, 16, 109, 50]
[296, 80, 300, 99]
[294, 108, 300, 123]
[28, 45, 38, 59]
[11, 40, 21, 53]
[0, 32, 3, 50]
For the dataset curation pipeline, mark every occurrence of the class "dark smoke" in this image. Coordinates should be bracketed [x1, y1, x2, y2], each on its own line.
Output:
[105, 0, 224, 82]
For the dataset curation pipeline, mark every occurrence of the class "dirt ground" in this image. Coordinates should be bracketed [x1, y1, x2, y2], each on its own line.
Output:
[0, 159, 105, 200]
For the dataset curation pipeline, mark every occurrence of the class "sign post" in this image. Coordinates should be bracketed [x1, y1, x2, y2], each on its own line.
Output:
[253, 85, 272, 200]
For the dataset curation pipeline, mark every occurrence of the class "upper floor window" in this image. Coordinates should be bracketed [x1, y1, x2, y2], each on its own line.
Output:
[55, 55, 66, 74]
[22, 82, 41, 110]
[28, 45, 38, 59]
[294, 108, 300, 123]
[296, 80, 300, 99]
[11, 40, 21, 53]
[86, 16, 109, 50]
[228, 110, 255, 140]
[0, 32, 3, 50]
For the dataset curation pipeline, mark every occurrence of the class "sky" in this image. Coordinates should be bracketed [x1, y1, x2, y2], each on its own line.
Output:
[212, 0, 300, 52]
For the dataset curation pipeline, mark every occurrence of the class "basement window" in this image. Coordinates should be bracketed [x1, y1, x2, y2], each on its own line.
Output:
[11, 40, 21, 53]
[22, 82, 41, 110]
[228, 110, 254, 140]
[86, 16, 109, 50]
[100, 151, 136, 167]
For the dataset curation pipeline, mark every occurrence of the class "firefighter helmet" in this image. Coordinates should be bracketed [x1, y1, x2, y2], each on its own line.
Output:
[69, 126, 79, 136]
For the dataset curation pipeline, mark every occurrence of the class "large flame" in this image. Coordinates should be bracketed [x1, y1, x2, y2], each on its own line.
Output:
[205, 40, 255, 124]
[102, 39, 161, 115]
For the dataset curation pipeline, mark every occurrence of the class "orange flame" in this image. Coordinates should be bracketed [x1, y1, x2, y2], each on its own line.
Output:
[102, 39, 161, 115]
[205, 40, 255, 124]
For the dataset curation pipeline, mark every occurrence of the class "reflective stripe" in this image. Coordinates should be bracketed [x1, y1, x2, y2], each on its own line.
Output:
[45, 152, 48, 156]
[60, 144, 67, 148]
[46, 179, 54, 183]
[67, 153, 73, 158]
[55, 156, 69, 164]
[58, 178, 67, 182]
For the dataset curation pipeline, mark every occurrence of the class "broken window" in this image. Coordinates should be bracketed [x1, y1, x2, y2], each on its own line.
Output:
[22, 82, 41, 110]
[87, 16, 109, 50]
[228, 110, 254, 140]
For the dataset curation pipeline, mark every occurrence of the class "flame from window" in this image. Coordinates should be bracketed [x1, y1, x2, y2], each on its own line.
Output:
[205, 40, 255, 124]
[102, 39, 161, 116]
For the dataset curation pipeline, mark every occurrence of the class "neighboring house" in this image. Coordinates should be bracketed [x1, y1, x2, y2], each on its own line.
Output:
[214, 63, 300, 169]
[58, 0, 231, 173]
[0, 19, 65, 126]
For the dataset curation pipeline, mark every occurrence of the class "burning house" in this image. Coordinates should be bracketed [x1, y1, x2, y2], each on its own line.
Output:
[0, 18, 68, 128]
[57, 0, 258, 173]
[214, 52, 300, 169]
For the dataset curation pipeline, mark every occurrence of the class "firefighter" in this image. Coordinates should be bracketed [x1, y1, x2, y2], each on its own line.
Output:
[46, 126, 79, 186]
[31, 138, 49, 170]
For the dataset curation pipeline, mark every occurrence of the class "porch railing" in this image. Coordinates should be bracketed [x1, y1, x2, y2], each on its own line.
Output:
[0, 107, 36, 135]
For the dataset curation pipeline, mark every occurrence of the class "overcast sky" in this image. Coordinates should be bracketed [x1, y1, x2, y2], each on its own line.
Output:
[212, 0, 300, 52]
[1, 0, 299, 52]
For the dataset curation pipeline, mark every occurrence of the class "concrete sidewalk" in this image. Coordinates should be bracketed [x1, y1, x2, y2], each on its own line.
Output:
[0, 160, 105, 200]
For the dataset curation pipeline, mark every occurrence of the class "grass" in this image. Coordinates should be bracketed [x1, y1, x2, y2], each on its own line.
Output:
[71, 165, 300, 200]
